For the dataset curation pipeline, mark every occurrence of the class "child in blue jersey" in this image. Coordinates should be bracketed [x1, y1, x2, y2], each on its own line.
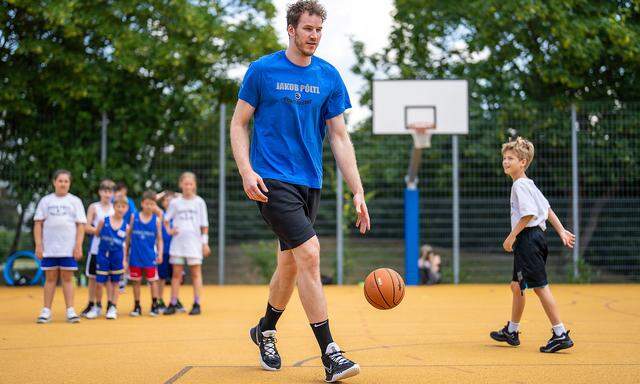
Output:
[156, 190, 176, 313]
[95, 196, 129, 320]
[126, 190, 163, 317]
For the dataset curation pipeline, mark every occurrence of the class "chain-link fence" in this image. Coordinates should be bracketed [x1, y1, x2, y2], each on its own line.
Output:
[1, 101, 638, 284]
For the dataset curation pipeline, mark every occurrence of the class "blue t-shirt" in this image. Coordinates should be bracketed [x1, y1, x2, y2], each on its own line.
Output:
[238, 50, 351, 189]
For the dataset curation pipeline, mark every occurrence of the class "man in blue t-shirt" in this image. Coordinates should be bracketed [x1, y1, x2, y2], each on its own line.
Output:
[230, 1, 370, 382]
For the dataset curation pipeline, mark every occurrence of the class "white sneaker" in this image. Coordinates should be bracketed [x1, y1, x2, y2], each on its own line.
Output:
[106, 305, 118, 320]
[85, 305, 102, 319]
[66, 307, 81, 323]
[37, 308, 51, 324]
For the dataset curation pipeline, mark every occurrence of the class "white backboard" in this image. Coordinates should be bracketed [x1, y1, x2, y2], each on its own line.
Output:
[372, 80, 468, 135]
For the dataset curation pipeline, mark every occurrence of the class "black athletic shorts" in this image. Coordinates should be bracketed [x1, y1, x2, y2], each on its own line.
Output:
[85, 253, 97, 277]
[512, 226, 549, 291]
[257, 178, 321, 251]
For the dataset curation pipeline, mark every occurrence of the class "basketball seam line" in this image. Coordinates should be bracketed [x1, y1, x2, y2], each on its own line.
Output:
[363, 284, 383, 309]
[373, 271, 392, 308]
[386, 268, 397, 305]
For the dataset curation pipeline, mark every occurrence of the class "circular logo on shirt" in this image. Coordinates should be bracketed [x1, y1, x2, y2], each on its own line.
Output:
[294, 92, 301, 100]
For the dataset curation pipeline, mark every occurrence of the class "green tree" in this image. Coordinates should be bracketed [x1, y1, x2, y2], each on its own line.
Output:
[0, 0, 281, 256]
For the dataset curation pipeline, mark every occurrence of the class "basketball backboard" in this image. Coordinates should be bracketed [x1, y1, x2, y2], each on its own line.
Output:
[372, 79, 469, 135]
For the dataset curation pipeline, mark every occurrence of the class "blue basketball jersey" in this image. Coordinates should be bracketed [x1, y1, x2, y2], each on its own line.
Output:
[129, 212, 158, 267]
[97, 216, 127, 253]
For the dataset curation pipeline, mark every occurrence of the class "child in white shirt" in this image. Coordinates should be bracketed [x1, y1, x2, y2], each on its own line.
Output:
[34, 170, 87, 323]
[163, 172, 210, 315]
[490, 137, 576, 353]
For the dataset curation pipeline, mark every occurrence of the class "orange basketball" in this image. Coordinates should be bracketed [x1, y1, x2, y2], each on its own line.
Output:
[363, 268, 405, 310]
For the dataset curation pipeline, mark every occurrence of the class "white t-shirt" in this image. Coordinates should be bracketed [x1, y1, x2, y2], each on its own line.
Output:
[165, 195, 209, 258]
[510, 178, 550, 231]
[34, 193, 87, 257]
[88, 201, 114, 255]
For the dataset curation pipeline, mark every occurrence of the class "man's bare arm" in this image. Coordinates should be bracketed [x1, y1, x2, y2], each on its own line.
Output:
[327, 113, 370, 234]
[230, 99, 269, 202]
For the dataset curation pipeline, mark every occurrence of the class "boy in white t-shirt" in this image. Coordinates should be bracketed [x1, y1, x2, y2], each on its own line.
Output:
[34, 170, 87, 323]
[82, 179, 115, 319]
[490, 137, 576, 353]
[163, 172, 210, 316]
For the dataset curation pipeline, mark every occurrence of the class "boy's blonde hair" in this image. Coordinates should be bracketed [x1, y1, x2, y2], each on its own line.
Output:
[502, 137, 535, 170]
[113, 195, 129, 207]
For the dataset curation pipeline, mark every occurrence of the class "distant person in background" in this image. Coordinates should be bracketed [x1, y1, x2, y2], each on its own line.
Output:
[34, 169, 87, 324]
[126, 190, 163, 317]
[163, 172, 210, 316]
[156, 190, 176, 313]
[82, 179, 115, 319]
[418, 245, 441, 285]
[114, 181, 137, 293]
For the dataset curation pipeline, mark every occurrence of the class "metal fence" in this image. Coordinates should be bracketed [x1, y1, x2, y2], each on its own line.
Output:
[1, 101, 638, 284]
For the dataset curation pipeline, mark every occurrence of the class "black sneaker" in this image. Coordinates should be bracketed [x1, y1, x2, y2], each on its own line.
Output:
[321, 342, 360, 382]
[80, 303, 93, 317]
[175, 300, 186, 313]
[163, 304, 177, 315]
[129, 305, 142, 317]
[490, 324, 520, 346]
[189, 303, 201, 316]
[250, 321, 281, 371]
[150, 304, 160, 317]
[540, 330, 574, 353]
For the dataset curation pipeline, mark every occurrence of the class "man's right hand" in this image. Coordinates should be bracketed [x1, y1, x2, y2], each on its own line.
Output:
[242, 169, 269, 202]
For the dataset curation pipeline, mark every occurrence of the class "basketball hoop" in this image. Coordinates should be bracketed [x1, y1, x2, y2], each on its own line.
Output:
[408, 122, 436, 149]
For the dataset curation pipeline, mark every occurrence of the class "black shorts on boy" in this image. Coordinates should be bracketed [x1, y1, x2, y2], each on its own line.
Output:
[512, 226, 548, 291]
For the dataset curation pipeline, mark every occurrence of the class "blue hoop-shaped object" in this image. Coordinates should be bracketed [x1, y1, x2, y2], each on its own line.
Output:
[3, 250, 43, 286]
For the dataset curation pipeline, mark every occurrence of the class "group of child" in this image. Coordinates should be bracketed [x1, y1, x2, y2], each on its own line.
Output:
[34, 171, 210, 323]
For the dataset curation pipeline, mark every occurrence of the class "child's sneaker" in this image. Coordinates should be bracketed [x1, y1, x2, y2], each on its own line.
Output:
[37, 308, 51, 324]
[66, 307, 81, 323]
[321, 342, 360, 382]
[85, 305, 102, 319]
[490, 324, 520, 346]
[175, 299, 186, 313]
[150, 304, 161, 317]
[188, 303, 201, 316]
[130, 305, 142, 317]
[157, 300, 167, 314]
[540, 330, 574, 353]
[80, 303, 93, 318]
[163, 303, 177, 315]
[106, 305, 118, 320]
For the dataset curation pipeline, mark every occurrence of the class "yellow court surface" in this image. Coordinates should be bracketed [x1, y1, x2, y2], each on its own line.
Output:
[1, 284, 639, 383]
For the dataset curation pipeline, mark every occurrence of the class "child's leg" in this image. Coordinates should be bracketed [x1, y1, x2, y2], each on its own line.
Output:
[534, 285, 562, 325]
[170, 264, 184, 304]
[151, 280, 160, 299]
[88, 277, 96, 303]
[157, 280, 164, 300]
[95, 282, 103, 305]
[60, 270, 75, 309]
[133, 280, 141, 302]
[111, 277, 121, 305]
[190, 264, 202, 303]
[44, 269, 59, 309]
[510, 281, 526, 323]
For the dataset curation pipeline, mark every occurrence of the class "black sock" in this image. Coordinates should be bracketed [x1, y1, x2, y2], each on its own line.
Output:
[260, 302, 284, 331]
[135, 300, 140, 307]
[107, 301, 114, 308]
[96, 301, 102, 308]
[88, 301, 95, 307]
[310, 319, 334, 354]
[152, 298, 158, 305]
